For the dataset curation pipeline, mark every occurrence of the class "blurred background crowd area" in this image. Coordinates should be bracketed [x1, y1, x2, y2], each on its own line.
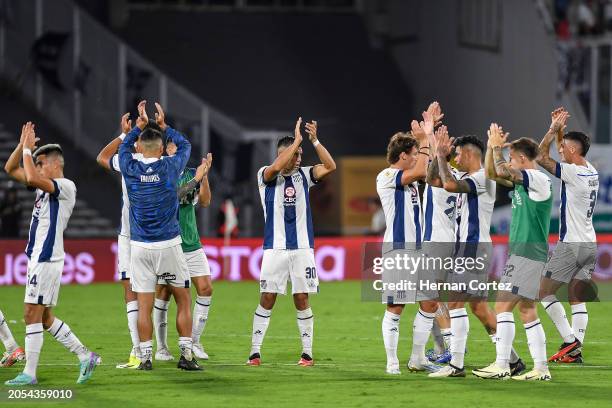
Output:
[0, 0, 610, 240]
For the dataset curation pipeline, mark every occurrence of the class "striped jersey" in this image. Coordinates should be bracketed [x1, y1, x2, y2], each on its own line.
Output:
[422, 171, 464, 242]
[555, 161, 598, 243]
[119, 127, 190, 247]
[376, 168, 422, 246]
[455, 168, 495, 243]
[257, 166, 319, 250]
[25, 178, 76, 263]
[111, 152, 143, 238]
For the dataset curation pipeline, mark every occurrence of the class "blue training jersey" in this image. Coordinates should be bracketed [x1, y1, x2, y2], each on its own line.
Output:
[119, 126, 191, 245]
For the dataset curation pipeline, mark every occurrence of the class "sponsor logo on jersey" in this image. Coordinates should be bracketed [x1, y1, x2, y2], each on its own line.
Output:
[159, 272, 177, 281]
[140, 174, 160, 183]
[284, 186, 297, 205]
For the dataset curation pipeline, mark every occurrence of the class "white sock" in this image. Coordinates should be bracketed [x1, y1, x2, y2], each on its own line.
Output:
[23, 323, 43, 378]
[250, 305, 271, 356]
[126, 300, 140, 356]
[441, 328, 451, 349]
[192, 296, 211, 344]
[153, 299, 169, 351]
[411, 309, 435, 364]
[571, 303, 588, 344]
[449, 308, 469, 369]
[140, 340, 153, 362]
[542, 296, 575, 343]
[431, 320, 445, 354]
[494, 312, 514, 370]
[297, 308, 314, 357]
[382, 310, 400, 367]
[47, 318, 89, 363]
[0, 310, 19, 353]
[178, 336, 193, 361]
[525, 319, 548, 371]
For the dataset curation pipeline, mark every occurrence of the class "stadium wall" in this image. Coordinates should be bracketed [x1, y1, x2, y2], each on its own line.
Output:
[385, 0, 558, 138]
[1, 236, 612, 285]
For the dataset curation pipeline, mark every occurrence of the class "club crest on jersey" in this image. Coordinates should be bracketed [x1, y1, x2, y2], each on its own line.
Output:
[284, 186, 297, 205]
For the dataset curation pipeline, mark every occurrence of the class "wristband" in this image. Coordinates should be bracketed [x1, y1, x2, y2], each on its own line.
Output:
[23, 148, 32, 156]
[312, 140, 321, 147]
[119, 133, 126, 141]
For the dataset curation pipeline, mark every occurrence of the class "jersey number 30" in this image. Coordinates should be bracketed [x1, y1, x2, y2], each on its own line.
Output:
[305, 267, 317, 279]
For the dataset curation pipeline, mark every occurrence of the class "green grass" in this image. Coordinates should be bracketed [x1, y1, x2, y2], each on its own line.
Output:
[1, 281, 611, 407]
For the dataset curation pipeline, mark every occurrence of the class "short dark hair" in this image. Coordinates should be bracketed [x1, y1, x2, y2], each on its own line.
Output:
[563, 131, 590, 156]
[277, 136, 295, 150]
[33, 144, 63, 161]
[140, 126, 164, 143]
[453, 135, 484, 155]
[386, 132, 419, 164]
[510, 137, 539, 160]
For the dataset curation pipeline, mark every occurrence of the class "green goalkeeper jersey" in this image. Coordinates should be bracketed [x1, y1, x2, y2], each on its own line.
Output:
[508, 169, 553, 262]
[178, 167, 202, 253]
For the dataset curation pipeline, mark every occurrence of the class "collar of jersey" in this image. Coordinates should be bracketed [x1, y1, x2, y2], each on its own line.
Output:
[138, 157, 161, 164]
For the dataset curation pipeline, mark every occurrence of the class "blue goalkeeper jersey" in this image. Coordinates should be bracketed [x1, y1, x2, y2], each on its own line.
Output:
[119, 126, 191, 244]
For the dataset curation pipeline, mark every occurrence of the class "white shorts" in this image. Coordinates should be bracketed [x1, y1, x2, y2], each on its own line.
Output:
[184, 248, 211, 278]
[118, 235, 131, 280]
[130, 244, 190, 293]
[260, 249, 319, 295]
[24, 260, 63, 307]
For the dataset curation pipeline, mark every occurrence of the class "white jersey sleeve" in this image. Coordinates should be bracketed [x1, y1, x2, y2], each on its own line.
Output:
[301, 166, 321, 188]
[521, 169, 552, 201]
[555, 162, 598, 242]
[111, 154, 121, 173]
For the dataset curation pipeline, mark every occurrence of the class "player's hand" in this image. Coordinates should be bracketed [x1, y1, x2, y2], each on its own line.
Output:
[487, 123, 507, 148]
[421, 111, 435, 137]
[294, 117, 303, 145]
[195, 153, 212, 181]
[136, 100, 148, 130]
[121, 113, 132, 134]
[410, 119, 426, 142]
[550, 107, 570, 134]
[426, 101, 444, 127]
[22, 122, 40, 151]
[435, 125, 452, 158]
[154, 102, 167, 130]
[305, 120, 318, 143]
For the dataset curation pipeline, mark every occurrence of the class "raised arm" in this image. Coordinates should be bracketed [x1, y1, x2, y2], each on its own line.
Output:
[97, 113, 132, 171]
[425, 123, 443, 187]
[119, 101, 147, 176]
[263, 117, 303, 183]
[488, 123, 525, 185]
[537, 107, 569, 176]
[433, 125, 472, 193]
[21, 122, 56, 194]
[4, 124, 28, 184]
[178, 154, 212, 208]
[304, 120, 336, 181]
[400, 111, 432, 185]
[485, 143, 514, 188]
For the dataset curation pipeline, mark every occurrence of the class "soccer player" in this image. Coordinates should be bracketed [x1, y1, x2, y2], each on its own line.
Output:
[0, 309, 24, 367]
[474, 124, 552, 381]
[247, 117, 336, 366]
[4, 122, 99, 385]
[537, 108, 598, 363]
[427, 128, 524, 378]
[119, 101, 201, 371]
[96, 112, 143, 369]
[377, 110, 441, 375]
[153, 144, 213, 361]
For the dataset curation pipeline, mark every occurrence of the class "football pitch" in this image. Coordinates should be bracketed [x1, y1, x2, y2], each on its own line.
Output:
[1, 281, 611, 408]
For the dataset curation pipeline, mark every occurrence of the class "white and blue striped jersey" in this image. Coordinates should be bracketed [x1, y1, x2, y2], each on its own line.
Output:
[111, 152, 143, 238]
[376, 168, 422, 246]
[455, 169, 495, 243]
[257, 166, 319, 250]
[25, 178, 76, 263]
[422, 171, 464, 242]
[555, 161, 598, 243]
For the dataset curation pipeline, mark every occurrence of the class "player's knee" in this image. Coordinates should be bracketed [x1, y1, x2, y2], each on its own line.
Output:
[420, 300, 438, 314]
[260, 293, 277, 309]
[293, 293, 309, 310]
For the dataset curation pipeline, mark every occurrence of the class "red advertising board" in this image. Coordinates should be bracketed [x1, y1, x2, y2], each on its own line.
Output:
[1, 236, 612, 286]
